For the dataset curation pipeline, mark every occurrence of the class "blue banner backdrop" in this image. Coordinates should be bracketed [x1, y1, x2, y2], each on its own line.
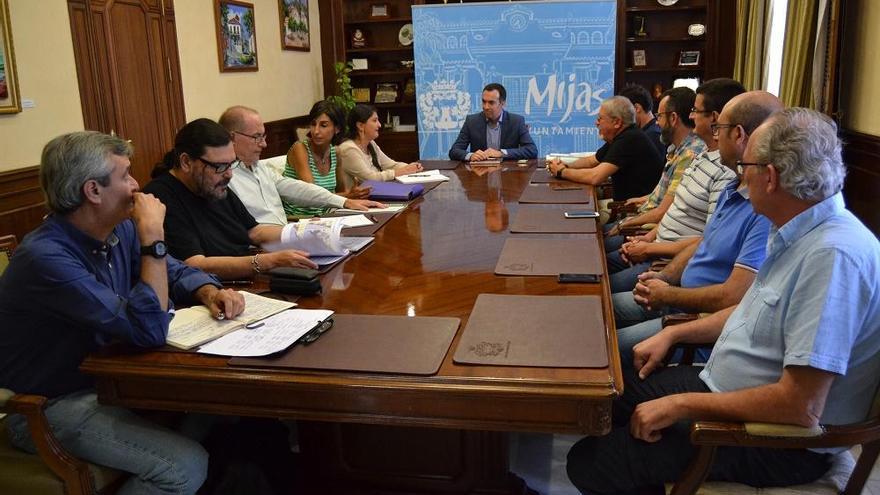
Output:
[412, 0, 616, 159]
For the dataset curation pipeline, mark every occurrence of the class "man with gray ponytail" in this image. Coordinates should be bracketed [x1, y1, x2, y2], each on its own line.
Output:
[1, 131, 246, 494]
[567, 108, 880, 494]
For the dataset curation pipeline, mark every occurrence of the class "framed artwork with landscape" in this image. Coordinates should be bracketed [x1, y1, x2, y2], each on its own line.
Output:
[215, 0, 259, 72]
[0, 0, 21, 114]
[279, 0, 310, 51]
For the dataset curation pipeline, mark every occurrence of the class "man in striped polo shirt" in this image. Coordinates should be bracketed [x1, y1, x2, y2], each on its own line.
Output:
[607, 79, 746, 294]
[613, 91, 782, 365]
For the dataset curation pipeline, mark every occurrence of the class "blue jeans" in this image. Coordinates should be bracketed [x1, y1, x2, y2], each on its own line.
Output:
[606, 249, 651, 293]
[612, 291, 665, 367]
[6, 389, 208, 495]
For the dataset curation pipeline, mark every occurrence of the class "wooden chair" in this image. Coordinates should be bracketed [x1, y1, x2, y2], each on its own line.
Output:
[0, 234, 16, 275]
[657, 316, 880, 495]
[0, 390, 125, 494]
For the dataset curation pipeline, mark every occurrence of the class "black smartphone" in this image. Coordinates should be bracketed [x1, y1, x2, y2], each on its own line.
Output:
[563, 211, 600, 219]
[558, 273, 601, 283]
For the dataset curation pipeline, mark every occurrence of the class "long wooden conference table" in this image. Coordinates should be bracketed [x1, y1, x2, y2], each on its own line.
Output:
[82, 160, 622, 494]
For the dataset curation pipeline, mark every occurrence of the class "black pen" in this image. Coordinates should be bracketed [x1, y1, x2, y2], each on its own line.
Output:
[368, 214, 378, 223]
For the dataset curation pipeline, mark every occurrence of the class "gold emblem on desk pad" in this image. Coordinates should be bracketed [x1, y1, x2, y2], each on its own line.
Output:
[503, 263, 533, 272]
[470, 341, 510, 358]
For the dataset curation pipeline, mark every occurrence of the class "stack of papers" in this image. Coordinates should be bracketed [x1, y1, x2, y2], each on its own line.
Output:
[545, 151, 595, 165]
[167, 291, 296, 350]
[198, 308, 335, 357]
[396, 169, 450, 184]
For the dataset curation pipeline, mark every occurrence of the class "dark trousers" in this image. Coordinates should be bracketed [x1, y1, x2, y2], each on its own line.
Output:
[566, 366, 832, 495]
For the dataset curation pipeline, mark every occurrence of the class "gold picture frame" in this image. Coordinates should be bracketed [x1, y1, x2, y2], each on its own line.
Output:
[0, 0, 21, 114]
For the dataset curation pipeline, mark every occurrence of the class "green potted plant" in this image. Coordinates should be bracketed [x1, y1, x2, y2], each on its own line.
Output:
[327, 61, 355, 111]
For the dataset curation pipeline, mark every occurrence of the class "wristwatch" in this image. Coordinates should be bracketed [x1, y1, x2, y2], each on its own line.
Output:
[555, 166, 566, 179]
[140, 240, 168, 259]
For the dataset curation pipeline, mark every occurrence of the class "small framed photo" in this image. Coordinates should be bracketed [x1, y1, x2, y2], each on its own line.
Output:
[350, 58, 369, 71]
[632, 49, 647, 67]
[678, 50, 701, 67]
[214, 0, 259, 72]
[353, 87, 371, 103]
[374, 82, 399, 103]
[370, 3, 389, 18]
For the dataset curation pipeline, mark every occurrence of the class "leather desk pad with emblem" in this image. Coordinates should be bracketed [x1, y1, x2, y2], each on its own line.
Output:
[510, 206, 597, 233]
[229, 314, 459, 375]
[518, 183, 592, 204]
[453, 294, 607, 368]
[529, 167, 567, 184]
[494, 237, 601, 276]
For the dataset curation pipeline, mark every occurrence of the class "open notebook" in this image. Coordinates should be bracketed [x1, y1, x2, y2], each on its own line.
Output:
[166, 291, 296, 350]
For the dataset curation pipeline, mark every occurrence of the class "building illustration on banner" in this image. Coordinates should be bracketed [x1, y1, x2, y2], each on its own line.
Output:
[412, 2, 617, 159]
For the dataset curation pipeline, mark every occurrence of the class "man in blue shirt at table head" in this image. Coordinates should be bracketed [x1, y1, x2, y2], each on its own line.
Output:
[448, 82, 538, 162]
[567, 108, 880, 494]
[0, 131, 245, 494]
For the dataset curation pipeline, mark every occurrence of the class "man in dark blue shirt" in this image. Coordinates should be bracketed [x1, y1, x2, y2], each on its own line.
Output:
[0, 131, 244, 494]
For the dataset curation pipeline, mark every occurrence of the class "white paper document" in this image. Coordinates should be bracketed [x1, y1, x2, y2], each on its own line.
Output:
[396, 170, 450, 184]
[197, 308, 334, 357]
[167, 291, 296, 350]
[334, 204, 407, 214]
[545, 152, 596, 165]
[336, 214, 373, 228]
[264, 217, 348, 256]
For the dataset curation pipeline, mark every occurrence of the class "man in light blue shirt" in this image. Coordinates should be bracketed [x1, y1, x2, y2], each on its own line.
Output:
[567, 108, 880, 494]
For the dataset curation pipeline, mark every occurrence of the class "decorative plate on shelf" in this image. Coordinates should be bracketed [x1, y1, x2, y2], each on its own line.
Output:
[399, 24, 414, 46]
[657, 0, 679, 5]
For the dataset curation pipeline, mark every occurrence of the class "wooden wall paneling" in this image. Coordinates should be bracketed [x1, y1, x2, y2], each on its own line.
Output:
[67, 1, 111, 133]
[0, 167, 46, 241]
[262, 115, 312, 159]
[841, 129, 880, 237]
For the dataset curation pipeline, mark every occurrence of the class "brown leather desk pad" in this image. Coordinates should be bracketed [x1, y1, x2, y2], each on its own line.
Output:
[453, 294, 608, 368]
[510, 206, 597, 233]
[518, 183, 592, 205]
[495, 237, 602, 276]
[530, 168, 566, 184]
[229, 314, 459, 375]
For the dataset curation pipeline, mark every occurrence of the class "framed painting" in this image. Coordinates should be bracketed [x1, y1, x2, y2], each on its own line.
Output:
[279, 0, 310, 51]
[0, 0, 21, 114]
[215, 0, 259, 72]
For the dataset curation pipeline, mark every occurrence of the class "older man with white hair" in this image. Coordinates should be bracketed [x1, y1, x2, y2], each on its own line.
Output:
[567, 108, 880, 494]
[547, 95, 664, 202]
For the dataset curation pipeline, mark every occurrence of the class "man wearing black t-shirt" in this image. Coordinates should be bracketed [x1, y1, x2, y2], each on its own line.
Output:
[547, 96, 664, 202]
[144, 118, 318, 280]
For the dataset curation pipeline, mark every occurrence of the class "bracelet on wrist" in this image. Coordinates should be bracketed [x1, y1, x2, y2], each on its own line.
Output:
[252, 253, 263, 274]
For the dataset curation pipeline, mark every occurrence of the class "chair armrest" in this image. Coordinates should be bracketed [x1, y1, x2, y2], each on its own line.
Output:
[0, 388, 95, 494]
[690, 418, 880, 449]
[608, 202, 639, 222]
[596, 180, 614, 200]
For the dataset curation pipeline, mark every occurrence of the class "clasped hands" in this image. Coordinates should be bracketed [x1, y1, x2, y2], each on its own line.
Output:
[619, 235, 652, 264]
[470, 148, 503, 161]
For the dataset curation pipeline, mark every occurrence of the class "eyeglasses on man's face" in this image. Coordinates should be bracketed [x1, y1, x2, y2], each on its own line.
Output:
[690, 107, 713, 116]
[711, 123, 739, 136]
[735, 160, 767, 175]
[234, 130, 267, 144]
[656, 111, 674, 121]
[198, 156, 241, 174]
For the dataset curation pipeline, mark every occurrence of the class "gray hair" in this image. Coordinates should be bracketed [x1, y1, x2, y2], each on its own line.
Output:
[40, 131, 133, 214]
[601, 96, 635, 127]
[751, 108, 846, 202]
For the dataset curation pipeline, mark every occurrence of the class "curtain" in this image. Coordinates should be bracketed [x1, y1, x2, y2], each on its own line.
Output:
[778, 0, 828, 108]
[733, 0, 770, 91]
